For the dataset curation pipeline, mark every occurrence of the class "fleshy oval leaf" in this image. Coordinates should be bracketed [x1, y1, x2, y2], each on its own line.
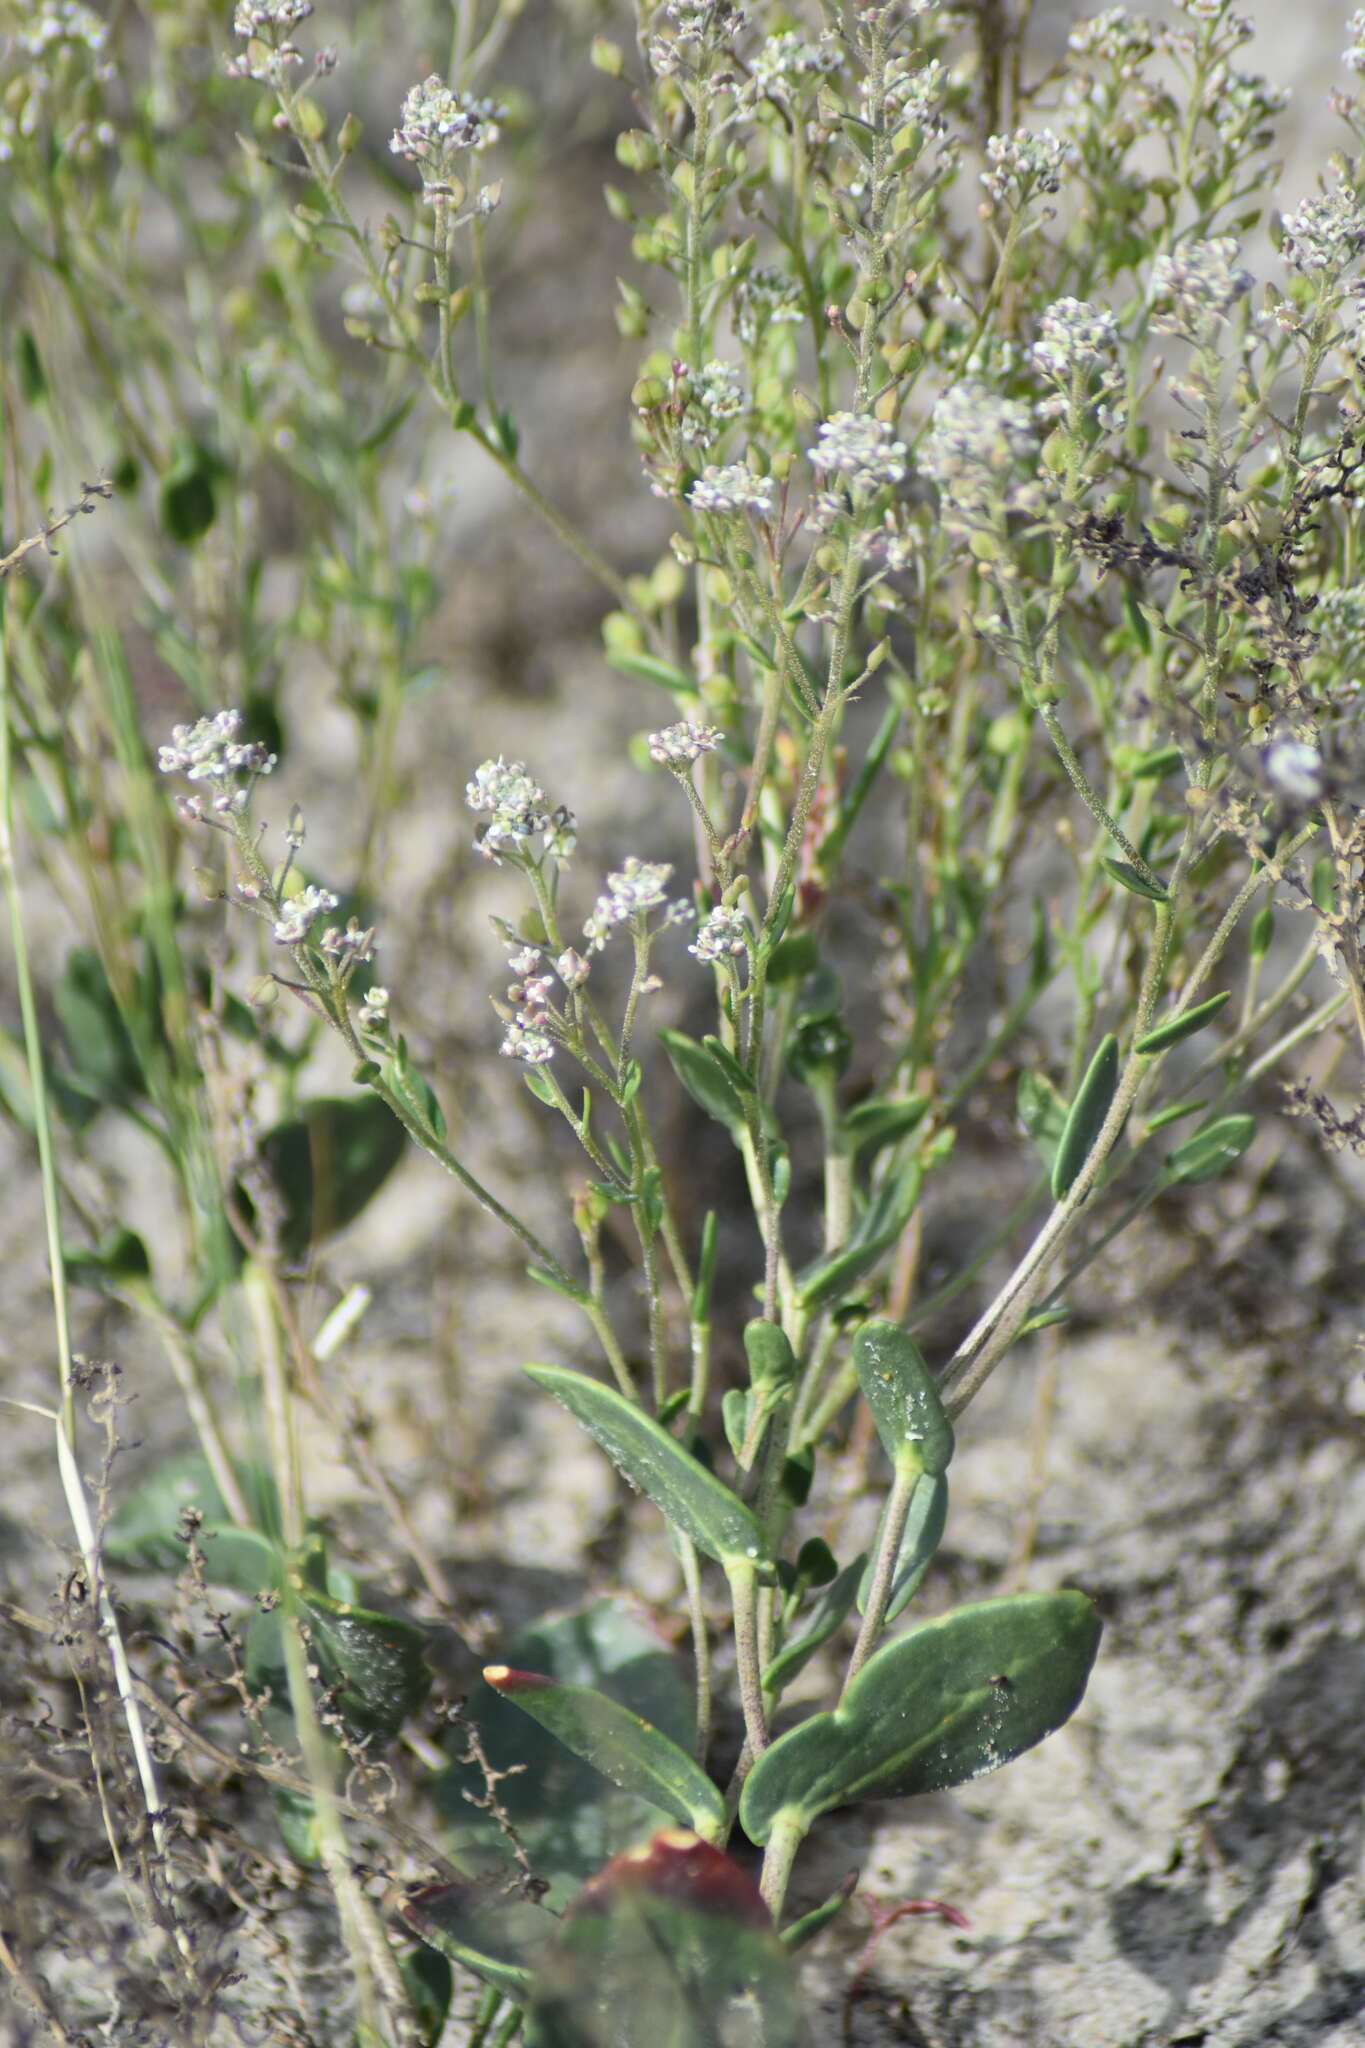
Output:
[852, 1321, 953, 1477]
[740, 1590, 1102, 1844]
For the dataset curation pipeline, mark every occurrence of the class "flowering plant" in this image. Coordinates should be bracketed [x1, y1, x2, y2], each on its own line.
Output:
[2, 1, 1363, 2042]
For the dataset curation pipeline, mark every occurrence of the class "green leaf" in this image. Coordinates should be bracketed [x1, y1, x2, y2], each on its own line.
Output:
[1101, 856, 1168, 903]
[740, 1591, 1102, 1844]
[605, 651, 700, 698]
[398, 1878, 554, 1998]
[253, 1095, 408, 1259]
[1135, 989, 1231, 1055]
[779, 1875, 858, 1951]
[841, 1096, 928, 1162]
[796, 1159, 925, 1311]
[744, 1319, 796, 1388]
[658, 1028, 748, 1141]
[435, 1598, 695, 1907]
[525, 1366, 770, 1568]
[1018, 1069, 1067, 1173]
[857, 1469, 948, 1623]
[399, 1938, 453, 2048]
[1051, 1034, 1119, 1199]
[1144, 1096, 1206, 1134]
[54, 947, 145, 1108]
[762, 1555, 866, 1697]
[245, 1558, 432, 1743]
[160, 434, 224, 545]
[852, 1321, 953, 1477]
[1165, 1113, 1256, 1185]
[484, 1666, 726, 1842]
[524, 1832, 805, 2048]
[104, 1453, 286, 1593]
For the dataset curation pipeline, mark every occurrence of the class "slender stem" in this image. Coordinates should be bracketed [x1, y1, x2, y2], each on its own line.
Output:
[725, 1559, 769, 1759]
[843, 1463, 919, 1691]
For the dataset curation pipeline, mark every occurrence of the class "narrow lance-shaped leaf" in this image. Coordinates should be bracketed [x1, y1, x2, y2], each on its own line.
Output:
[525, 1365, 771, 1568]
[658, 1028, 748, 1141]
[1051, 1034, 1119, 1199]
[740, 1591, 1102, 1844]
[1135, 989, 1230, 1055]
[763, 1555, 866, 1697]
[484, 1665, 726, 1843]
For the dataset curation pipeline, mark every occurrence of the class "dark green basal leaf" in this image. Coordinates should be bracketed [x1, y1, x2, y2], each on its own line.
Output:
[1135, 989, 1230, 1055]
[65, 1226, 151, 1287]
[740, 1591, 1102, 1845]
[1101, 856, 1168, 902]
[852, 1321, 953, 1478]
[399, 1939, 454, 2048]
[255, 1095, 407, 1259]
[1165, 1113, 1256, 1184]
[1051, 1034, 1119, 1199]
[657, 1028, 748, 1141]
[526, 1366, 770, 1569]
[857, 1469, 948, 1623]
[54, 947, 145, 1108]
[160, 434, 223, 545]
[762, 1555, 867, 1697]
[398, 1877, 556, 1999]
[245, 1572, 432, 1744]
[484, 1666, 725, 1842]
[105, 1453, 285, 1593]
[524, 1832, 806, 2048]
[435, 1598, 695, 1909]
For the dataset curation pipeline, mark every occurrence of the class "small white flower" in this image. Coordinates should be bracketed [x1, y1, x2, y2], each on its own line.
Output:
[500, 1021, 555, 1064]
[358, 986, 390, 1030]
[1281, 186, 1365, 277]
[690, 905, 750, 961]
[981, 128, 1075, 208]
[647, 720, 724, 765]
[159, 710, 276, 783]
[688, 465, 777, 517]
[810, 412, 908, 492]
[1150, 237, 1253, 339]
[272, 884, 339, 946]
[556, 948, 590, 989]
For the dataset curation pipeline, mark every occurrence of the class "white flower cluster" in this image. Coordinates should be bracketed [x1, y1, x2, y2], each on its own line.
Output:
[810, 412, 908, 492]
[681, 361, 749, 446]
[465, 758, 576, 865]
[158, 711, 277, 803]
[1030, 298, 1119, 383]
[1349, 9, 1365, 76]
[272, 884, 338, 947]
[748, 30, 840, 102]
[225, 0, 316, 82]
[0, 0, 117, 161]
[582, 858, 691, 954]
[390, 76, 503, 195]
[981, 128, 1075, 208]
[734, 265, 803, 348]
[688, 464, 777, 517]
[690, 905, 750, 962]
[871, 55, 957, 142]
[1067, 8, 1155, 65]
[1281, 186, 1365, 278]
[918, 383, 1038, 525]
[1150, 236, 1254, 340]
[647, 720, 724, 765]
